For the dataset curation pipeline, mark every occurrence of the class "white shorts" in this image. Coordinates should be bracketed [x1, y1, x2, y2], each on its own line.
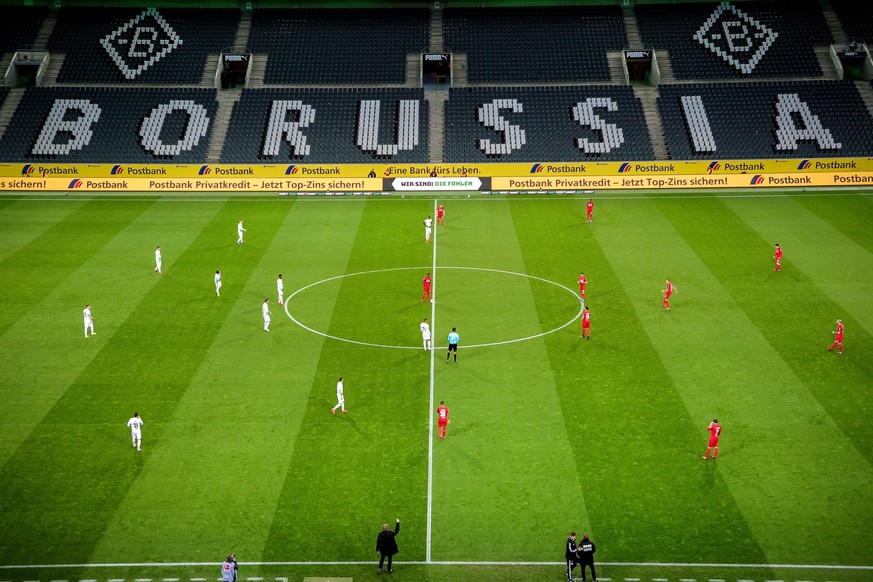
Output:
[422, 332, 431, 341]
[131, 431, 141, 439]
[216, 281, 222, 290]
[264, 316, 271, 323]
[425, 227, 432, 238]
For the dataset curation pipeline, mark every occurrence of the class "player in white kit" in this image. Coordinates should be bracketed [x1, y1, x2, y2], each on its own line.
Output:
[83, 304, 95, 338]
[262, 299, 271, 332]
[215, 270, 222, 296]
[237, 220, 247, 244]
[424, 216, 433, 243]
[331, 376, 347, 414]
[127, 412, 143, 451]
[420, 318, 431, 350]
[154, 245, 162, 274]
[277, 274, 284, 306]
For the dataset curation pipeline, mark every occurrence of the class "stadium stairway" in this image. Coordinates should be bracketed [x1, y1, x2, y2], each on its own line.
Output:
[607, 52, 628, 84]
[622, 7, 644, 48]
[855, 80, 873, 120]
[33, 9, 58, 48]
[0, 88, 24, 142]
[814, 46, 842, 80]
[452, 54, 468, 86]
[406, 53, 421, 86]
[248, 55, 267, 88]
[633, 84, 669, 160]
[205, 90, 241, 162]
[234, 9, 252, 50]
[40, 53, 64, 85]
[820, 0, 849, 44]
[200, 55, 220, 88]
[430, 6, 444, 52]
[425, 89, 447, 162]
[657, 51, 676, 84]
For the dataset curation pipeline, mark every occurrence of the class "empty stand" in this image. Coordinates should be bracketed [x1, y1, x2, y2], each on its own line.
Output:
[47, 8, 239, 84]
[636, 1, 833, 79]
[444, 86, 653, 162]
[0, 6, 48, 53]
[658, 81, 873, 158]
[248, 9, 428, 85]
[0, 87, 218, 162]
[220, 88, 429, 163]
[443, 6, 627, 84]
[832, 0, 873, 45]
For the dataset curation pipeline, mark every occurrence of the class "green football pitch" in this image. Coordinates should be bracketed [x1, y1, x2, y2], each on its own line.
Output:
[0, 191, 872, 582]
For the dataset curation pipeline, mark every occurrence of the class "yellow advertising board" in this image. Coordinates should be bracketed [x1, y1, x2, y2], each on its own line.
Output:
[2, 158, 873, 180]
[0, 176, 383, 192]
[491, 172, 873, 190]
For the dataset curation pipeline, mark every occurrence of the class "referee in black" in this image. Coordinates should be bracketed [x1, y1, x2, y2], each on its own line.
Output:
[576, 532, 597, 582]
[565, 531, 578, 582]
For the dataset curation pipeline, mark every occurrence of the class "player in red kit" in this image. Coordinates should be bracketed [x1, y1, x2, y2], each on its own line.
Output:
[702, 418, 721, 459]
[422, 273, 432, 302]
[773, 243, 783, 272]
[437, 400, 450, 439]
[578, 272, 587, 300]
[437, 204, 445, 226]
[586, 199, 594, 223]
[580, 306, 591, 339]
[662, 278, 678, 311]
[828, 319, 844, 354]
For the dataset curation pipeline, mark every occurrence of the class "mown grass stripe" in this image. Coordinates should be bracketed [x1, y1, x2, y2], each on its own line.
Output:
[0, 200, 154, 338]
[261, 200, 432, 561]
[431, 199, 586, 561]
[628, 197, 873, 566]
[510, 197, 770, 564]
[88, 201, 367, 564]
[0, 200, 224, 469]
[0, 201, 290, 565]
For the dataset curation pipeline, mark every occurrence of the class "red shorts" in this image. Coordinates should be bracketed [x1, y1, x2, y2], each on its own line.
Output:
[582, 323, 590, 329]
[835, 334, 844, 342]
[438, 419, 448, 427]
[708, 438, 719, 447]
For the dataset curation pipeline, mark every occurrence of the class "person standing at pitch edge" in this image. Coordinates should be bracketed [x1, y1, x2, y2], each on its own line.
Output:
[446, 327, 459, 363]
[565, 531, 579, 582]
[221, 553, 238, 582]
[576, 532, 597, 582]
[376, 517, 400, 574]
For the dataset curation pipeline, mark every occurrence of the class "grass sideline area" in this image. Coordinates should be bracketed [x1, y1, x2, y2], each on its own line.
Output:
[0, 190, 871, 581]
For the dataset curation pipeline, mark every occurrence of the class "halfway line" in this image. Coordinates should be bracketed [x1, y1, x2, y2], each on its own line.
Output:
[425, 198, 438, 563]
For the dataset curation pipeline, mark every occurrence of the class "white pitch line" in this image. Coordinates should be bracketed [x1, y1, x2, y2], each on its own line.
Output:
[625, 578, 641, 581]
[109, 578, 126, 581]
[246, 578, 263, 581]
[425, 198, 438, 563]
[282, 266, 583, 350]
[680, 579, 697, 581]
[162, 578, 179, 581]
[653, 578, 669, 581]
[50, 579, 68, 582]
[190, 578, 206, 581]
[1, 561, 871, 569]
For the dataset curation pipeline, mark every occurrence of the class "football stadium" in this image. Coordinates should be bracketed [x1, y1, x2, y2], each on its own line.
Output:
[0, 0, 872, 581]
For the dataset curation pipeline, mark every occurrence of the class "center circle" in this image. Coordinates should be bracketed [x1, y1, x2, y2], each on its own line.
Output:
[283, 266, 584, 350]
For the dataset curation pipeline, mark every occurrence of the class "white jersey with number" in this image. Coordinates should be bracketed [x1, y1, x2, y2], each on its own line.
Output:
[277, 278, 284, 293]
[127, 416, 143, 435]
[262, 303, 270, 320]
[424, 217, 433, 229]
[420, 321, 431, 340]
[215, 273, 222, 288]
[83, 307, 92, 325]
[155, 249, 162, 263]
[336, 380, 344, 400]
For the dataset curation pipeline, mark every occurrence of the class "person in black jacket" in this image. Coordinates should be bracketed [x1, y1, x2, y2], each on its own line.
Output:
[565, 532, 578, 582]
[576, 532, 597, 582]
[376, 517, 400, 574]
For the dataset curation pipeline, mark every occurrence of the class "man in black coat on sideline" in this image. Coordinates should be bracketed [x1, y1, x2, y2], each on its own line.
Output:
[376, 517, 400, 574]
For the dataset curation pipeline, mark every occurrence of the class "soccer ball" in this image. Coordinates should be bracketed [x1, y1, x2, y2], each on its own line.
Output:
[430, 299, 434, 303]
